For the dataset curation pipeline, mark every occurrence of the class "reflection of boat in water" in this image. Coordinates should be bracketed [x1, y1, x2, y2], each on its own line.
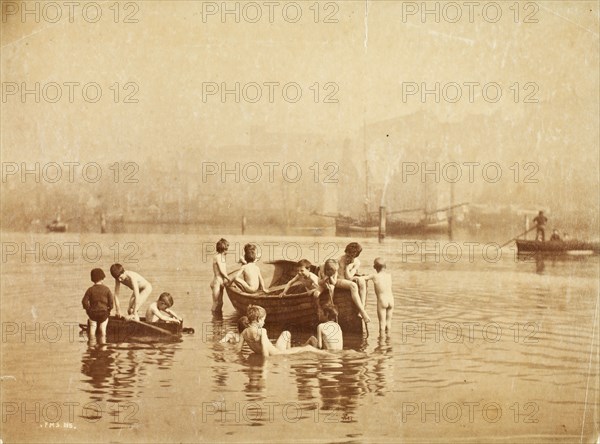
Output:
[516, 240, 600, 255]
[79, 316, 188, 342]
[226, 260, 363, 333]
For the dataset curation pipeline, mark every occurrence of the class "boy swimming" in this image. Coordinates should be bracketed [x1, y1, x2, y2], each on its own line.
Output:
[145, 292, 182, 323]
[316, 303, 343, 350]
[228, 244, 269, 294]
[238, 305, 328, 357]
[211, 238, 230, 313]
[110, 263, 153, 321]
[364, 258, 394, 335]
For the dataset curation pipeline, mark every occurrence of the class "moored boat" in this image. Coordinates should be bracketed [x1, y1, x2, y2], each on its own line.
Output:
[226, 260, 363, 333]
[516, 239, 600, 254]
[79, 316, 184, 341]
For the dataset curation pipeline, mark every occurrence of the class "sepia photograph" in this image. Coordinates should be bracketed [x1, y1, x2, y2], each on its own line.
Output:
[1, 1, 598, 442]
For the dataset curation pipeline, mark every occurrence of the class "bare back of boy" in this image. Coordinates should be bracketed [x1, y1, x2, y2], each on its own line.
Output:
[371, 272, 393, 308]
[317, 321, 343, 351]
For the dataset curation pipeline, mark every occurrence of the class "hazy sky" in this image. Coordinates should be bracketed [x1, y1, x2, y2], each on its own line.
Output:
[2, 1, 598, 215]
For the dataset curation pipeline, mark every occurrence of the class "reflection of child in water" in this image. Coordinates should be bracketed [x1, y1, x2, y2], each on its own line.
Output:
[82, 268, 114, 341]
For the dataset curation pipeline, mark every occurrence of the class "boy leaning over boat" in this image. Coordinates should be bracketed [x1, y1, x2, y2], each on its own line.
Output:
[110, 263, 153, 321]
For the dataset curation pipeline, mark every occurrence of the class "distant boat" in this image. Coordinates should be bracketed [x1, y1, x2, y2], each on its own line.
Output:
[516, 240, 600, 255]
[335, 217, 379, 235]
[226, 260, 363, 334]
[46, 221, 67, 232]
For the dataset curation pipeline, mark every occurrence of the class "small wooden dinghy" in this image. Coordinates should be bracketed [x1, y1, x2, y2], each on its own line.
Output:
[79, 316, 189, 342]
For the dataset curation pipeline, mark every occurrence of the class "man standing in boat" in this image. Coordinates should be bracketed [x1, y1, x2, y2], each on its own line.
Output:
[533, 210, 548, 242]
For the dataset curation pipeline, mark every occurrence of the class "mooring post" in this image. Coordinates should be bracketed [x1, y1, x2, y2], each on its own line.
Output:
[378, 206, 386, 243]
[241, 215, 247, 235]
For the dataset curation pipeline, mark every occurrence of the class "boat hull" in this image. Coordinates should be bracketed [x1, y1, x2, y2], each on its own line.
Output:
[516, 240, 600, 254]
[79, 316, 183, 341]
[226, 260, 363, 333]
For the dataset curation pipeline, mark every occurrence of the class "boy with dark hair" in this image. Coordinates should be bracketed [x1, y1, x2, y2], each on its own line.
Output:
[82, 268, 114, 341]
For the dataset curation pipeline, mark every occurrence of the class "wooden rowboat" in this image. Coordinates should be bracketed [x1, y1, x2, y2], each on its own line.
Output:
[79, 316, 185, 342]
[226, 260, 363, 333]
[516, 239, 600, 255]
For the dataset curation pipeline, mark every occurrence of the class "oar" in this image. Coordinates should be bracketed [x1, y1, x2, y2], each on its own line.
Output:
[499, 226, 537, 249]
[127, 319, 180, 338]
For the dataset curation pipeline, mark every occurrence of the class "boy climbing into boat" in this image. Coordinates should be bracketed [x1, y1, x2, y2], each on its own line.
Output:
[238, 305, 328, 357]
[316, 303, 343, 350]
[211, 238, 230, 313]
[110, 263, 153, 321]
[319, 259, 371, 323]
[281, 258, 325, 320]
[146, 292, 182, 323]
[82, 268, 114, 341]
[339, 242, 368, 311]
[281, 259, 320, 297]
[363, 258, 394, 335]
[227, 244, 269, 294]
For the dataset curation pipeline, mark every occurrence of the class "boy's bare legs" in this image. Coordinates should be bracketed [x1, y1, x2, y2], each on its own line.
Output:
[377, 303, 386, 335]
[211, 279, 224, 312]
[386, 306, 393, 333]
[354, 277, 367, 308]
[88, 319, 98, 338]
[98, 318, 108, 336]
[232, 277, 255, 293]
[128, 285, 152, 321]
[336, 279, 371, 323]
[275, 330, 291, 350]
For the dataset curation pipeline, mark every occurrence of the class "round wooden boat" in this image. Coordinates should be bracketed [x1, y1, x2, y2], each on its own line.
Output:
[226, 260, 363, 333]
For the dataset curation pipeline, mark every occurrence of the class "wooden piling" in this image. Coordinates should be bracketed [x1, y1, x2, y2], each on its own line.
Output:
[378, 206, 386, 242]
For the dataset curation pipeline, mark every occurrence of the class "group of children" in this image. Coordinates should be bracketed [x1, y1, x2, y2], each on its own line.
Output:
[221, 303, 341, 355]
[83, 238, 394, 350]
[212, 239, 395, 351]
[82, 264, 181, 341]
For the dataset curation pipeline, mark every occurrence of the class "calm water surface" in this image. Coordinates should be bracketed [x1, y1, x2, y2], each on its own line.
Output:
[1, 231, 598, 443]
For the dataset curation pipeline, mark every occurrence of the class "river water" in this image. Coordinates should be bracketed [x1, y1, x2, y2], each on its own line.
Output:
[1, 231, 598, 443]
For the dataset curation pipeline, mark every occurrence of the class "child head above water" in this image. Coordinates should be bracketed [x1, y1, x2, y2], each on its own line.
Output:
[344, 242, 363, 259]
[322, 303, 338, 322]
[246, 304, 267, 323]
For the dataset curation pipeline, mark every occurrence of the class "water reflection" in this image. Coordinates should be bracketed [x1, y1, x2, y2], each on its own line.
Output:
[80, 341, 179, 428]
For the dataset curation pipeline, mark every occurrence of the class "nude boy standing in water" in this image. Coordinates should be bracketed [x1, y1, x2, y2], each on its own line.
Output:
[110, 263, 153, 321]
[364, 258, 393, 335]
